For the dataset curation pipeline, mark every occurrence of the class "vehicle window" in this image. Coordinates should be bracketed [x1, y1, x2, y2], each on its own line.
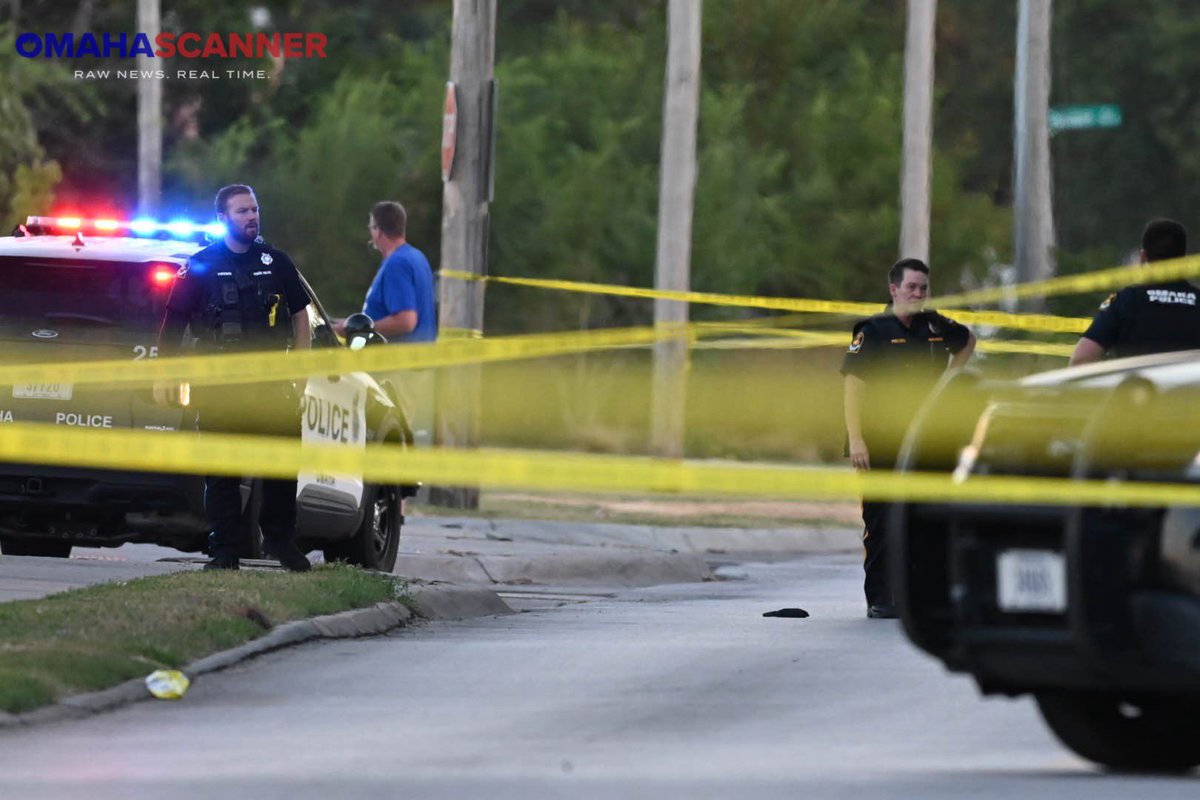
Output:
[0, 256, 175, 339]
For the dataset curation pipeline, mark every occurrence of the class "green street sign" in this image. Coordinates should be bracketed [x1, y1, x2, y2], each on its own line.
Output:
[1048, 104, 1123, 132]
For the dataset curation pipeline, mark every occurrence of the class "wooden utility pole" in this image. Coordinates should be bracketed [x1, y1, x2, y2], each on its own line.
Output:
[651, 0, 702, 459]
[1013, 0, 1055, 306]
[432, 0, 496, 508]
[136, 0, 161, 216]
[899, 0, 936, 264]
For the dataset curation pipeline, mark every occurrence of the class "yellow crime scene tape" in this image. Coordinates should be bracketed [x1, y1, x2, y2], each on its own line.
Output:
[441, 270, 1091, 335]
[0, 325, 696, 388]
[0, 316, 1071, 391]
[0, 421, 1199, 509]
[450, 252, 1200, 324]
[936, 253, 1200, 308]
[689, 329, 1072, 357]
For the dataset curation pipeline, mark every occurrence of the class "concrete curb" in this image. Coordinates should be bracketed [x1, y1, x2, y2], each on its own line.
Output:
[0, 584, 512, 731]
[407, 582, 516, 618]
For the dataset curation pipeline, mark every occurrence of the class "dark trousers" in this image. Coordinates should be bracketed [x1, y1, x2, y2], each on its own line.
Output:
[204, 474, 297, 557]
[194, 382, 301, 558]
[861, 500, 893, 608]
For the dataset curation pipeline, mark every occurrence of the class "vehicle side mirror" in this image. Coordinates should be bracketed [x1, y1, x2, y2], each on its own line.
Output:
[344, 313, 388, 350]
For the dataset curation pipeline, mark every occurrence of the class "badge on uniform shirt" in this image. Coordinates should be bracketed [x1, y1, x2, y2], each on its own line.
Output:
[261, 252, 273, 266]
[1099, 292, 1116, 310]
[847, 331, 865, 354]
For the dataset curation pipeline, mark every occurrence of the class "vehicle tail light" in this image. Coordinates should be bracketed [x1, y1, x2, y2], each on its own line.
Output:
[149, 263, 179, 288]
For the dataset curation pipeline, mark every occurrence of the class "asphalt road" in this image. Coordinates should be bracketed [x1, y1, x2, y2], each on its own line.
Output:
[0, 555, 1193, 799]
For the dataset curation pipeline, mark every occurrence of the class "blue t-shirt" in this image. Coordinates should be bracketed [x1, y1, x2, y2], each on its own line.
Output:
[362, 243, 437, 343]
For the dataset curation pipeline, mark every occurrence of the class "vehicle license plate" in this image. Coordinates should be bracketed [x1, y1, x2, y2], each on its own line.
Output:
[12, 383, 73, 400]
[997, 549, 1066, 613]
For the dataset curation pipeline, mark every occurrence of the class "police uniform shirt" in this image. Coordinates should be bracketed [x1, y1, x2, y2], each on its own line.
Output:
[840, 309, 971, 463]
[167, 239, 310, 352]
[1082, 280, 1200, 359]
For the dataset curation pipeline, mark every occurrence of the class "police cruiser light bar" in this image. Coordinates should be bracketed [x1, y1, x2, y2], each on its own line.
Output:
[22, 215, 224, 240]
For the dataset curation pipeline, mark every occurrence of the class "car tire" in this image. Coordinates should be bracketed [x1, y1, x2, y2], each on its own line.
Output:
[323, 483, 401, 572]
[0, 537, 72, 558]
[1036, 690, 1200, 772]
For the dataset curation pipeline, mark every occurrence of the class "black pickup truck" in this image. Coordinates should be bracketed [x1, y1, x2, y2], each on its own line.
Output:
[892, 353, 1200, 772]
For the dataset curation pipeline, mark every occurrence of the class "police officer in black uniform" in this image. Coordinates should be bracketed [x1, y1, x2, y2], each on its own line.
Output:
[155, 184, 313, 572]
[1070, 219, 1200, 365]
[841, 258, 975, 618]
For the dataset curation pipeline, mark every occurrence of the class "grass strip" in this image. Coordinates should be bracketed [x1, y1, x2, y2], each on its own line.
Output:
[0, 563, 405, 714]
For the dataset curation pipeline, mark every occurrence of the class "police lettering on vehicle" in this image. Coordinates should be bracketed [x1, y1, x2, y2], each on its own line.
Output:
[305, 395, 351, 443]
[55, 412, 113, 428]
[0, 411, 13, 423]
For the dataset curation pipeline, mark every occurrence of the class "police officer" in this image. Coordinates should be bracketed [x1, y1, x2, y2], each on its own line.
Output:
[841, 258, 975, 618]
[1070, 219, 1200, 365]
[155, 184, 313, 572]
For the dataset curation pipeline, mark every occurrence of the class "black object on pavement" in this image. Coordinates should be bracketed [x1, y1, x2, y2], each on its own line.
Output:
[763, 608, 809, 618]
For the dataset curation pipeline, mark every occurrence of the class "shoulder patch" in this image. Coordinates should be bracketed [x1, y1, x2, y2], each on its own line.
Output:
[1099, 292, 1116, 311]
[847, 330, 865, 354]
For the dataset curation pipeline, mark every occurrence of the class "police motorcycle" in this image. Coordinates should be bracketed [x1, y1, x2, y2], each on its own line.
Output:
[0, 216, 414, 572]
[889, 355, 1200, 772]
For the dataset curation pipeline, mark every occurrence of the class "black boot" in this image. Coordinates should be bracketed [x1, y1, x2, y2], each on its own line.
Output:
[204, 553, 240, 571]
[264, 540, 311, 573]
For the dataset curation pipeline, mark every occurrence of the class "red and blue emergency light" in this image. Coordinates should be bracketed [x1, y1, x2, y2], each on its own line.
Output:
[22, 215, 225, 240]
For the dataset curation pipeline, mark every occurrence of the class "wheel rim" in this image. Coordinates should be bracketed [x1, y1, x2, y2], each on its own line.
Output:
[370, 487, 396, 558]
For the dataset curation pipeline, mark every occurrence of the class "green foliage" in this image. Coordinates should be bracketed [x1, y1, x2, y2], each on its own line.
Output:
[488, 16, 665, 332]
[168, 44, 446, 314]
[0, 22, 92, 228]
[483, 1, 1011, 336]
[3, 160, 64, 231]
[5, 1, 1045, 331]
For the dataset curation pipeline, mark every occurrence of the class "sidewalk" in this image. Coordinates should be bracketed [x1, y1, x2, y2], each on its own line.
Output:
[397, 515, 861, 588]
[0, 516, 861, 603]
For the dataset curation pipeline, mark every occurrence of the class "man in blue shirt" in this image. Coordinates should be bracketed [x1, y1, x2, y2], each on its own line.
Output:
[337, 201, 436, 343]
[335, 201, 437, 446]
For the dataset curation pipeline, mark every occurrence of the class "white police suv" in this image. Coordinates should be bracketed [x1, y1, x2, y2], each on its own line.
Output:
[0, 216, 413, 571]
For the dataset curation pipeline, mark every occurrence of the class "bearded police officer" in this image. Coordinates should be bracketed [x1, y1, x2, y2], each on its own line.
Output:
[1070, 219, 1200, 365]
[841, 258, 976, 618]
[155, 184, 313, 572]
